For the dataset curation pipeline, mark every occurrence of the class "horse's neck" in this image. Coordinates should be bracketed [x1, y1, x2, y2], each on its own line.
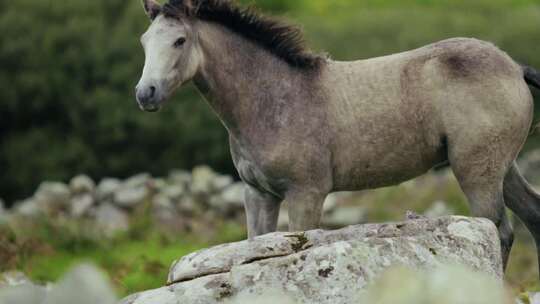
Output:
[193, 22, 307, 137]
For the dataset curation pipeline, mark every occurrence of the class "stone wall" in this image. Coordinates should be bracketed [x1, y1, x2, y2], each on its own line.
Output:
[1, 166, 375, 235]
[2, 166, 246, 235]
[2, 152, 540, 236]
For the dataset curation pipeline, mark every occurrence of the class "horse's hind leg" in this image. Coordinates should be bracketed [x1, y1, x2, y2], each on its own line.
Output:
[454, 175, 513, 269]
[449, 144, 515, 269]
[504, 162, 540, 276]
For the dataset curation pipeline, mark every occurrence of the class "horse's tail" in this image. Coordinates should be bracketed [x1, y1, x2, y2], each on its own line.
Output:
[504, 163, 540, 277]
[523, 65, 540, 89]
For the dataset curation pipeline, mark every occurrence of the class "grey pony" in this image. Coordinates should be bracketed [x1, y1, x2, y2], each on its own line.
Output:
[136, 0, 540, 272]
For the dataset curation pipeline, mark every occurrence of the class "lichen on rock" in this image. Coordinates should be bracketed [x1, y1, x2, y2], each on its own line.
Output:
[122, 216, 503, 304]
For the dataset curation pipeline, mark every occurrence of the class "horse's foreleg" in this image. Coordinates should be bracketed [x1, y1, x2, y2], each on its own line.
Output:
[286, 190, 327, 232]
[244, 185, 282, 239]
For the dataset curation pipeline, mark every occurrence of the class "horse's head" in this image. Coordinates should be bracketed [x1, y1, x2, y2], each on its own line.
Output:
[136, 0, 202, 112]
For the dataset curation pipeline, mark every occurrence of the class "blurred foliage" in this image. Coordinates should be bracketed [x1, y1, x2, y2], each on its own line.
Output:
[1, 0, 540, 203]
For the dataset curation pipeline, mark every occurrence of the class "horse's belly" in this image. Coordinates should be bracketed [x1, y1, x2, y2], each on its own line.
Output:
[331, 138, 446, 191]
[333, 161, 432, 191]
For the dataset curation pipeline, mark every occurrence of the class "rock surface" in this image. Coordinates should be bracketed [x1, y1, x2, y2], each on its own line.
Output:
[121, 216, 502, 304]
[357, 265, 511, 304]
[0, 264, 117, 304]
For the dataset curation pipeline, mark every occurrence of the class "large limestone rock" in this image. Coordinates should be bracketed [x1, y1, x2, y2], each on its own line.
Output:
[121, 216, 502, 304]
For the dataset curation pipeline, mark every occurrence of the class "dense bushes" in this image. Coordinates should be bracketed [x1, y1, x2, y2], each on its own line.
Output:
[0, 0, 230, 203]
[1, 0, 539, 203]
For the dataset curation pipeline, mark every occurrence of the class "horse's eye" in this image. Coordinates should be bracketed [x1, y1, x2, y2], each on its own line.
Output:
[174, 37, 186, 48]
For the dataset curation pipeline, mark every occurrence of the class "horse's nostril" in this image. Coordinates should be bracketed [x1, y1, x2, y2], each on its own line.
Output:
[149, 86, 156, 97]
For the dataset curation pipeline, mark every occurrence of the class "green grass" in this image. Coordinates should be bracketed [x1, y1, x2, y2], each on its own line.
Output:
[0, 213, 246, 296]
[24, 236, 200, 294]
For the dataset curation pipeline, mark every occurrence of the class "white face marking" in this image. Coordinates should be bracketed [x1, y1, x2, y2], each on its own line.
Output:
[136, 15, 202, 109]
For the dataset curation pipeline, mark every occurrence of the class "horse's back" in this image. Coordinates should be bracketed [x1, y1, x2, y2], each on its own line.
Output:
[324, 37, 532, 191]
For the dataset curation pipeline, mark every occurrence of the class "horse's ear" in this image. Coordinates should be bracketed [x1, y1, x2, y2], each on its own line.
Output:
[142, 0, 162, 20]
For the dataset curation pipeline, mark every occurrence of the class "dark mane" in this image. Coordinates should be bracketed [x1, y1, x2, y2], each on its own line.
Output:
[162, 0, 326, 70]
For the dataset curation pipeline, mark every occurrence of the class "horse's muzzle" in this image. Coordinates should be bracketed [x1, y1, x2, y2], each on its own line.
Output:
[136, 85, 162, 112]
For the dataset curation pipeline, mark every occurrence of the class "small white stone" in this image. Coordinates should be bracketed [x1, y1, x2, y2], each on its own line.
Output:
[14, 198, 41, 217]
[34, 182, 71, 213]
[69, 175, 95, 194]
[211, 175, 234, 191]
[424, 201, 454, 218]
[168, 170, 192, 186]
[94, 204, 129, 236]
[96, 178, 121, 201]
[0, 271, 33, 287]
[162, 185, 185, 200]
[324, 206, 367, 228]
[191, 166, 217, 194]
[114, 186, 148, 208]
[70, 194, 95, 218]
[124, 173, 152, 188]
